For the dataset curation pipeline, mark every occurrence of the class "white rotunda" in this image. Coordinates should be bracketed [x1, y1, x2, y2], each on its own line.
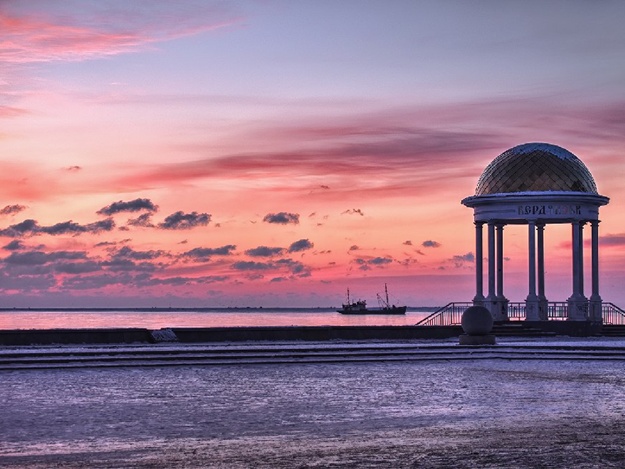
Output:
[462, 143, 609, 323]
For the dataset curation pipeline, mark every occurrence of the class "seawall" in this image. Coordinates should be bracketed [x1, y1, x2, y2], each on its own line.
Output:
[0, 325, 463, 346]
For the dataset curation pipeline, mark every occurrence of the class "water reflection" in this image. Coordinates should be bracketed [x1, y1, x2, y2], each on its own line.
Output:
[0, 309, 433, 330]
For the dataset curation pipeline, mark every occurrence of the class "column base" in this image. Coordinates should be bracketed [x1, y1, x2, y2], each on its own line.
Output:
[472, 295, 485, 307]
[589, 295, 603, 323]
[567, 296, 589, 321]
[525, 295, 540, 321]
[538, 296, 549, 321]
[484, 297, 508, 322]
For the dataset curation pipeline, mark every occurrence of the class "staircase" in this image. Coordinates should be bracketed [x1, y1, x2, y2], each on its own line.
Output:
[492, 322, 557, 338]
[600, 325, 625, 337]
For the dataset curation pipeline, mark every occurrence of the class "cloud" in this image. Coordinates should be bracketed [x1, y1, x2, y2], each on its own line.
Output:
[263, 212, 299, 225]
[245, 246, 285, 257]
[158, 211, 211, 230]
[0, 218, 114, 237]
[348, 245, 360, 252]
[403, 240, 412, 246]
[3, 250, 87, 265]
[40, 218, 115, 236]
[183, 245, 237, 259]
[0, 204, 27, 216]
[422, 240, 441, 248]
[599, 233, 625, 247]
[113, 246, 165, 260]
[97, 198, 158, 216]
[368, 257, 393, 265]
[55, 261, 102, 274]
[127, 213, 155, 227]
[232, 258, 311, 277]
[2, 240, 24, 250]
[288, 239, 314, 253]
[232, 261, 275, 271]
[353, 256, 393, 269]
[450, 252, 475, 268]
[0, 2, 241, 65]
[342, 209, 364, 216]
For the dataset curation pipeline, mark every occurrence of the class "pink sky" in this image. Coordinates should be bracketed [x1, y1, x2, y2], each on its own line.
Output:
[1, 0, 625, 308]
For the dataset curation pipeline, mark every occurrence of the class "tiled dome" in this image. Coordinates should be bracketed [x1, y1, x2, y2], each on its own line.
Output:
[475, 143, 598, 196]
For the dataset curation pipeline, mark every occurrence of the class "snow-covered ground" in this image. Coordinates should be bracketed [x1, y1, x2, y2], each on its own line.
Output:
[2, 339, 625, 468]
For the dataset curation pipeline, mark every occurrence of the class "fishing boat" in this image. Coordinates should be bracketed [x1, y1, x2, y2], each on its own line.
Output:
[337, 284, 407, 315]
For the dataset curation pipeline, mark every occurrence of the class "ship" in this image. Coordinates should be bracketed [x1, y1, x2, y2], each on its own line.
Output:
[337, 284, 407, 315]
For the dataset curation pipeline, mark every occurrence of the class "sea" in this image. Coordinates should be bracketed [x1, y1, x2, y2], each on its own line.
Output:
[0, 307, 437, 330]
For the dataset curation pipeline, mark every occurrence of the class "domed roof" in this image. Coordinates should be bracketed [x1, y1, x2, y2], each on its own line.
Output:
[475, 143, 598, 196]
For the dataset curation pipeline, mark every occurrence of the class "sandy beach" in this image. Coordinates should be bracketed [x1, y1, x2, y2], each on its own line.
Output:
[2, 339, 625, 468]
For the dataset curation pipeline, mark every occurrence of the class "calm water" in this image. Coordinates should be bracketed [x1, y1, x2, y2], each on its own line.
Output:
[0, 308, 434, 330]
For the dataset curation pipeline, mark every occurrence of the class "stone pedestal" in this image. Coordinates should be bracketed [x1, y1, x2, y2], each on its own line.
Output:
[459, 305, 496, 346]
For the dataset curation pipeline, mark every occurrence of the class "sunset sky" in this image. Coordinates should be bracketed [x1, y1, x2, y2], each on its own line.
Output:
[2, 0, 625, 308]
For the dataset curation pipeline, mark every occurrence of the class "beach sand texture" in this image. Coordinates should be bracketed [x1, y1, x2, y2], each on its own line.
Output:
[1, 343, 625, 468]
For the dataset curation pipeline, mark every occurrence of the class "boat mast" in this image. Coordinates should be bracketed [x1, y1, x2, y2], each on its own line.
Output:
[385, 283, 389, 306]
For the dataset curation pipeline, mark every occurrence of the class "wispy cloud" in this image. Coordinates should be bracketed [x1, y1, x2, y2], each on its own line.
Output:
[0, 1, 242, 64]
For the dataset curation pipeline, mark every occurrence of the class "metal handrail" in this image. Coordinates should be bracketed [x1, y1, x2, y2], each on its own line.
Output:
[417, 300, 625, 326]
[603, 302, 625, 325]
[416, 302, 471, 326]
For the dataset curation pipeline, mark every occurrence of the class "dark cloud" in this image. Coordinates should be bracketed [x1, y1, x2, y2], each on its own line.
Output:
[55, 261, 102, 274]
[0, 204, 27, 216]
[97, 198, 158, 216]
[0, 218, 115, 238]
[183, 245, 237, 259]
[144, 275, 229, 286]
[0, 219, 38, 237]
[403, 240, 412, 246]
[348, 245, 360, 251]
[288, 239, 314, 253]
[353, 256, 393, 269]
[342, 208, 364, 216]
[451, 252, 475, 267]
[113, 246, 165, 260]
[368, 257, 393, 265]
[3, 240, 24, 250]
[422, 240, 441, 248]
[101, 258, 158, 272]
[231, 259, 310, 277]
[127, 213, 155, 228]
[3, 250, 87, 266]
[245, 246, 285, 257]
[40, 218, 115, 236]
[232, 261, 275, 271]
[159, 211, 211, 230]
[263, 212, 299, 225]
[275, 258, 310, 276]
[65, 166, 82, 172]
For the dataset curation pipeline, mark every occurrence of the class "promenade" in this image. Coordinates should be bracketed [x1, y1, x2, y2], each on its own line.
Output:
[2, 338, 625, 468]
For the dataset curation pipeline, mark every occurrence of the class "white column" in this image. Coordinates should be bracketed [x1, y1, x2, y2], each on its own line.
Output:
[537, 223, 548, 320]
[589, 220, 602, 322]
[495, 224, 508, 320]
[496, 224, 504, 299]
[526, 221, 540, 320]
[474, 222, 485, 304]
[568, 221, 588, 320]
[487, 222, 496, 301]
